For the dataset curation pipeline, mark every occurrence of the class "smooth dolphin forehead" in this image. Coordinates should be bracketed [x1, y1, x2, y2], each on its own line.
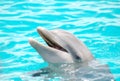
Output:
[51, 30, 74, 37]
[50, 30, 79, 43]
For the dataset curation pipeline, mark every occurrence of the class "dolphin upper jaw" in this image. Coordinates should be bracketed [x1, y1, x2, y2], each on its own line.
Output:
[37, 28, 68, 53]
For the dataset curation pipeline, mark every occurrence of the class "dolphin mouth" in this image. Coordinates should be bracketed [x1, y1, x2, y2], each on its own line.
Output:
[37, 28, 68, 53]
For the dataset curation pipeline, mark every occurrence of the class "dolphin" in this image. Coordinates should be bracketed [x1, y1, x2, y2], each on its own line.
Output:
[29, 27, 93, 63]
[28, 28, 115, 80]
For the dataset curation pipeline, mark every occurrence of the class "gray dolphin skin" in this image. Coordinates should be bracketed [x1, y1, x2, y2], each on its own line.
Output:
[29, 27, 93, 63]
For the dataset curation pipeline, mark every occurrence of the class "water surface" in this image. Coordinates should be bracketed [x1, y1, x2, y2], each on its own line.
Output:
[0, 0, 120, 81]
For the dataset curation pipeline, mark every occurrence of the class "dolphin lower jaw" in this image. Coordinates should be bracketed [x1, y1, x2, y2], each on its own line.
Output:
[29, 38, 74, 63]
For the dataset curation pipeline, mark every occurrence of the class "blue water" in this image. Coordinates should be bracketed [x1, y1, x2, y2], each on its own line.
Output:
[0, 0, 120, 81]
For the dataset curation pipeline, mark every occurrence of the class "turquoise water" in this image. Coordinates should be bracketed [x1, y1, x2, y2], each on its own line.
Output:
[0, 0, 120, 81]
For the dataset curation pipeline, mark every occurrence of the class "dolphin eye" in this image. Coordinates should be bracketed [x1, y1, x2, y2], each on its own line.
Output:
[75, 55, 81, 60]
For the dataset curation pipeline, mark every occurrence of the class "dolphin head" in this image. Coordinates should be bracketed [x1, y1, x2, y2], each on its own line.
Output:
[29, 27, 93, 63]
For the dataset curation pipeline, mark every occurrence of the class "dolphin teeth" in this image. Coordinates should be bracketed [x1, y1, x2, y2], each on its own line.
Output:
[45, 39, 68, 53]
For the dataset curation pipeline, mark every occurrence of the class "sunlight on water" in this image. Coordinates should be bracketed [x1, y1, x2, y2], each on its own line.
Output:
[0, 0, 120, 81]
